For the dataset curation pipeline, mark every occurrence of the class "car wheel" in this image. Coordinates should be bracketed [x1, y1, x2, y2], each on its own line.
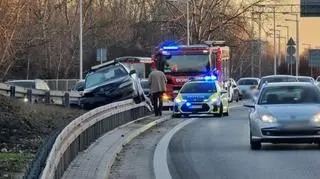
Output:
[215, 104, 223, 117]
[250, 132, 261, 150]
[236, 92, 239, 102]
[223, 107, 229, 116]
[228, 93, 233, 103]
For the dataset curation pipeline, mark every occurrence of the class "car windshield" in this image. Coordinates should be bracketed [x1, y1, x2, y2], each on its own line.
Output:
[257, 77, 297, 89]
[164, 54, 209, 73]
[297, 77, 314, 83]
[180, 82, 216, 93]
[258, 85, 320, 105]
[85, 65, 127, 89]
[238, 79, 258, 85]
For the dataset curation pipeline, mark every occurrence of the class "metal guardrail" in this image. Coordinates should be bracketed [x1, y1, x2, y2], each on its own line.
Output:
[33, 99, 151, 179]
[0, 83, 81, 107]
[44, 79, 79, 91]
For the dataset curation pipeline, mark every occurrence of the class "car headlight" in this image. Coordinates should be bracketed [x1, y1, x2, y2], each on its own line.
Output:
[312, 113, 320, 122]
[204, 94, 219, 102]
[23, 97, 28, 102]
[174, 94, 185, 103]
[261, 114, 277, 123]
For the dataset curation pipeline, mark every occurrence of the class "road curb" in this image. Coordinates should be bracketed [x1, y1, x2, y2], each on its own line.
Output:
[102, 115, 172, 179]
[153, 118, 197, 179]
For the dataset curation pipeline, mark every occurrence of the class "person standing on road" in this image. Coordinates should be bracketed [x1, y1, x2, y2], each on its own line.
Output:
[148, 68, 167, 116]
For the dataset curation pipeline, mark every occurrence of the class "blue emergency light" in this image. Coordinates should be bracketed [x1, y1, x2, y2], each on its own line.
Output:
[204, 75, 216, 81]
[161, 46, 179, 50]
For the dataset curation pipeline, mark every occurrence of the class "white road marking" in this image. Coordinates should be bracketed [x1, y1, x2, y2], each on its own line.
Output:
[153, 118, 197, 179]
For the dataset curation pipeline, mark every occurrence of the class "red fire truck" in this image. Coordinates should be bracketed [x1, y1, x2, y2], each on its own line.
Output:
[152, 41, 230, 108]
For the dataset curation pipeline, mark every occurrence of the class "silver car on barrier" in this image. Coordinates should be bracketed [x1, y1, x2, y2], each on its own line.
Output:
[244, 82, 320, 150]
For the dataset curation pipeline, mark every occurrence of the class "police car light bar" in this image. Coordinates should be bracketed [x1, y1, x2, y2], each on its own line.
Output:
[189, 75, 217, 81]
[161, 46, 179, 50]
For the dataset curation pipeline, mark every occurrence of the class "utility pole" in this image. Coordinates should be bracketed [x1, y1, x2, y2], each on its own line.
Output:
[79, 0, 83, 80]
[277, 25, 289, 74]
[186, 0, 190, 45]
[296, 14, 300, 76]
[251, 12, 255, 77]
[273, 7, 277, 75]
[258, 13, 262, 78]
[303, 43, 312, 76]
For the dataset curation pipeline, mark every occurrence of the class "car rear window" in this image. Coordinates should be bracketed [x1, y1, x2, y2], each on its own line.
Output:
[238, 79, 258, 85]
[257, 77, 298, 90]
[180, 82, 216, 93]
[297, 77, 314, 83]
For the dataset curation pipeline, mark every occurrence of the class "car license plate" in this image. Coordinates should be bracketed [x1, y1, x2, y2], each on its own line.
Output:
[190, 105, 202, 109]
[284, 123, 301, 129]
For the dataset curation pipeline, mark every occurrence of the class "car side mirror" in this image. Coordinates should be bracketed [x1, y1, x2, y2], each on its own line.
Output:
[232, 84, 237, 88]
[129, 69, 136, 75]
[243, 103, 255, 108]
[78, 87, 84, 91]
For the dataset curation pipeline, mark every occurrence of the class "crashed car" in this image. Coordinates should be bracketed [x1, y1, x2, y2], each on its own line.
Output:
[80, 60, 145, 110]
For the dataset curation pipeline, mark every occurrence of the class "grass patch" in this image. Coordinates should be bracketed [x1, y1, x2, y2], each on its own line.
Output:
[0, 94, 86, 178]
[0, 152, 33, 178]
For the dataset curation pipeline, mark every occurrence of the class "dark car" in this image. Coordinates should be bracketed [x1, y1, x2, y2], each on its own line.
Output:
[140, 79, 150, 97]
[80, 61, 145, 110]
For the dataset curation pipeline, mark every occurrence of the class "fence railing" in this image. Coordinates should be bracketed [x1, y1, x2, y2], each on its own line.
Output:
[30, 99, 151, 179]
[0, 83, 81, 107]
[44, 79, 80, 91]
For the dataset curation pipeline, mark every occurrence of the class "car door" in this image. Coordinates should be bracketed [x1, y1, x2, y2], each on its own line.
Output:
[217, 81, 229, 108]
[231, 79, 239, 99]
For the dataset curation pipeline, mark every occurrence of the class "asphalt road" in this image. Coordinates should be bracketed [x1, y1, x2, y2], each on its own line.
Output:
[168, 106, 320, 179]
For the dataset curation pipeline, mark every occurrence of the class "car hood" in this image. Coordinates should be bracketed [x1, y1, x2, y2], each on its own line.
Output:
[257, 104, 320, 121]
[84, 76, 131, 94]
[181, 93, 212, 102]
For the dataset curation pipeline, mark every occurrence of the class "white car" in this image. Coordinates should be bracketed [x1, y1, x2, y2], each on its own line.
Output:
[224, 78, 240, 102]
[237, 78, 260, 99]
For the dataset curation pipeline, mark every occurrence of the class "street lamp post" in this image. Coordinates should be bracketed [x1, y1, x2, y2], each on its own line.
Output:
[273, 7, 276, 75]
[79, 0, 83, 80]
[303, 43, 312, 76]
[186, 0, 190, 45]
[285, 14, 300, 76]
[270, 29, 281, 68]
[277, 25, 290, 74]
